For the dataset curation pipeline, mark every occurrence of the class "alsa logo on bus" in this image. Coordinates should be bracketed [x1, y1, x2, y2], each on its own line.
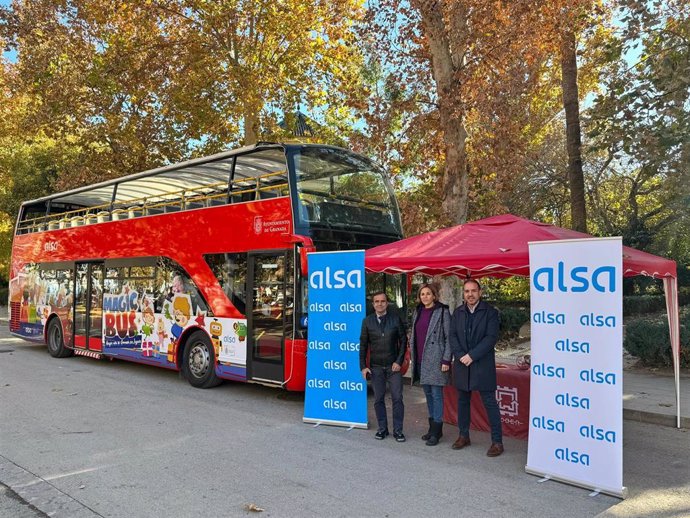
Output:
[309, 267, 362, 290]
[44, 241, 59, 252]
[533, 262, 616, 293]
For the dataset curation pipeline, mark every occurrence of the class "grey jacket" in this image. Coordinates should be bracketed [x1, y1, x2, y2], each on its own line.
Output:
[409, 303, 452, 386]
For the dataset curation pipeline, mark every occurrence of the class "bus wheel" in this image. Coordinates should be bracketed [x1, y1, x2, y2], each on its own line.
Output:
[182, 331, 221, 389]
[46, 318, 73, 358]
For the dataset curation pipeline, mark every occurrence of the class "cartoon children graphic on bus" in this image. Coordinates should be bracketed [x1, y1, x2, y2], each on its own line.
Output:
[171, 295, 191, 341]
[168, 294, 191, 363]
[156, 317, 168, 356]
[140, 306, 155, 357]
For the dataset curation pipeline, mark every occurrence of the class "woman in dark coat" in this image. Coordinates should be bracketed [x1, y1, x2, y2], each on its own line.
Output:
[409, 283, 452, 445]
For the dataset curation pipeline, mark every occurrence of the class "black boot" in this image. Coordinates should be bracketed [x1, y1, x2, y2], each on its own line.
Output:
[421, 417, 433, 441]
[426, 421, 443, 446]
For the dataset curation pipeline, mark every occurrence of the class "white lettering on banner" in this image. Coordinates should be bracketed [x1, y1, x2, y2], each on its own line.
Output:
[339, 380, 363, 391]
[340, 302, 362, 312]
[309, 340, 331, 350]
[307, 379, 331, 389]
[323, 360, 347, 370]
[533, 262, 616, 293]
[309, 267, 362, 289]
[324, 321, 347, 331]
[323, 399, 347, 410]
[339, 341, 359, 351]
[309, 303, 331, 312]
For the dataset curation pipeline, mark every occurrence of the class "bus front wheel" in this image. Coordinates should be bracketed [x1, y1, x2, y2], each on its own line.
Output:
[182, 331, 222, 389]
[46, 318, 73, 358]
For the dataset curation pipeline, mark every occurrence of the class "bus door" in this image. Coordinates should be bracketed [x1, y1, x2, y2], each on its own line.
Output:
[247, 252, 287, 384]
[73, 262, 105, 351]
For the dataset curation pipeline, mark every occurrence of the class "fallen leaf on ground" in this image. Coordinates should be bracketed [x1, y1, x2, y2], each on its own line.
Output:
[245, 503, 264, 512]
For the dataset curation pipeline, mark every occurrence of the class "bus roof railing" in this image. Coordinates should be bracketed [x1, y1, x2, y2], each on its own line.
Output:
[21, 143, 285, 208]
[16, 170, 290, 235]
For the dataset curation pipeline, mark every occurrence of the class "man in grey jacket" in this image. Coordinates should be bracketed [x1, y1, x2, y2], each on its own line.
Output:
[360, 291, 407, 442]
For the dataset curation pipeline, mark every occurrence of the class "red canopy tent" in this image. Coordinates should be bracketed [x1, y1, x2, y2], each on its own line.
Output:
[365, 214, 682, 427]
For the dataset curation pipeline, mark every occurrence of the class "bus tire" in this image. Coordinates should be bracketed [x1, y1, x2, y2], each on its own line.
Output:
[46, 318, 73, 358]
[182, 330, 222, 389]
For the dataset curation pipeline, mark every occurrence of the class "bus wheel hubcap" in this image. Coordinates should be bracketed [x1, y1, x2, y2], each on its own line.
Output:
[189, 344, 210, 378]
[49, 326, 60, 350]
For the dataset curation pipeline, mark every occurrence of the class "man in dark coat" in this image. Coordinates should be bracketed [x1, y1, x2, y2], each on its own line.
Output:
[360, 291, 407, 442]
[449, 279, 504, 457]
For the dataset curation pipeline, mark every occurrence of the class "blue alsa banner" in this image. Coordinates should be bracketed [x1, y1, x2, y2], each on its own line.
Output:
[303, 250, 367, 428]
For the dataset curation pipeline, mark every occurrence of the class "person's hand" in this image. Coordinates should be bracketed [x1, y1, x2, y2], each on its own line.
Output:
[460, 354, 473, 366]
[441, 364, 450, 372]
[391, 362, 401, 372]
[361, 367, 371, 380]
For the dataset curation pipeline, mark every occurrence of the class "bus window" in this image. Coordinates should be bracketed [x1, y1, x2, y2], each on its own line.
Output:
[204, 253, 248, 315]
[292, 146, 401, 236]
[156, 258, 209, 316]
[233, 149, 288, 201]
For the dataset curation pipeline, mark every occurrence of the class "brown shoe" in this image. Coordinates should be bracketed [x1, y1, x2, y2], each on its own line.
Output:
[451, 435, 471, 450]
[486, 443, 504, 457]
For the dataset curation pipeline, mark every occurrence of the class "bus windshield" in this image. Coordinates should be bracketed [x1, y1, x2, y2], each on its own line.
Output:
[292, 147, 401, 235]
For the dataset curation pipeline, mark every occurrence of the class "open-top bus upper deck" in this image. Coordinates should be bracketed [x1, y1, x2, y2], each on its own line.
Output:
[15, 143, 402, 249]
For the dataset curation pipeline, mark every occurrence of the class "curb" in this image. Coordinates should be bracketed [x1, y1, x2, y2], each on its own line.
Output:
[0, 456, 100, 518]
[623, 408, 689, 429]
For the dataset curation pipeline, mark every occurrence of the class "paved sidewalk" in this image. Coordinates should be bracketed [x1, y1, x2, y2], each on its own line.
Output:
[623, 368, 689, 428]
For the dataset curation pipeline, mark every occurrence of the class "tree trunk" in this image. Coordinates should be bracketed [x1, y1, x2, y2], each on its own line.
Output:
[560, 28, 587, 233]
[243, 109, 259, 145]
[440, 115, 469, 225]
[412, 0, 469, 225]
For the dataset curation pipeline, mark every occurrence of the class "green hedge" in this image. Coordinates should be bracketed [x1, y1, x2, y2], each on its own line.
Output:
[623, 289, 690, 316]
[624, 308, 690, 368]
[498, 306, 530, 341]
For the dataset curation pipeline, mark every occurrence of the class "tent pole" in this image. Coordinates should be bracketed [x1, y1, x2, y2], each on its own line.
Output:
[663, 277, 681, 429]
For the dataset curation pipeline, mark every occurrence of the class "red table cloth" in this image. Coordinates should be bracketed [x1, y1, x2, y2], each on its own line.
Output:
[443, 363, 530, 440]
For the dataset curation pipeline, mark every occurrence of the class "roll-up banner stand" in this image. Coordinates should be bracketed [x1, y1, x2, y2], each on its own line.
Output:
[303, 250, 368, 428]
[526, 238, 626, 499]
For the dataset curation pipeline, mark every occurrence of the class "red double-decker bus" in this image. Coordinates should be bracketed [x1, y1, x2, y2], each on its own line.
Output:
[9, 143, 403, 390]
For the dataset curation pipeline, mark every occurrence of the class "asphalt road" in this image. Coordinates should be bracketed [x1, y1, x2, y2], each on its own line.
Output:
[0, 323, 688, 518]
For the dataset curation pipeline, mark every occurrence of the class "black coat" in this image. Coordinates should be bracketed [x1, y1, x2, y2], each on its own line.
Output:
[359, 312, 407, 369]
[449, 300, 500, 391]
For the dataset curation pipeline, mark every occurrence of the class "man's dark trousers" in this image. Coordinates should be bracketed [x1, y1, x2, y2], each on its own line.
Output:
[457, 388, 502, 444]
[371, 365, 404, 433]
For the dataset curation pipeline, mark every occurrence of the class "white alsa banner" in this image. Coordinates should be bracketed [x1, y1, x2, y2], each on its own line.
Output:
[526, 237, 625, 498]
